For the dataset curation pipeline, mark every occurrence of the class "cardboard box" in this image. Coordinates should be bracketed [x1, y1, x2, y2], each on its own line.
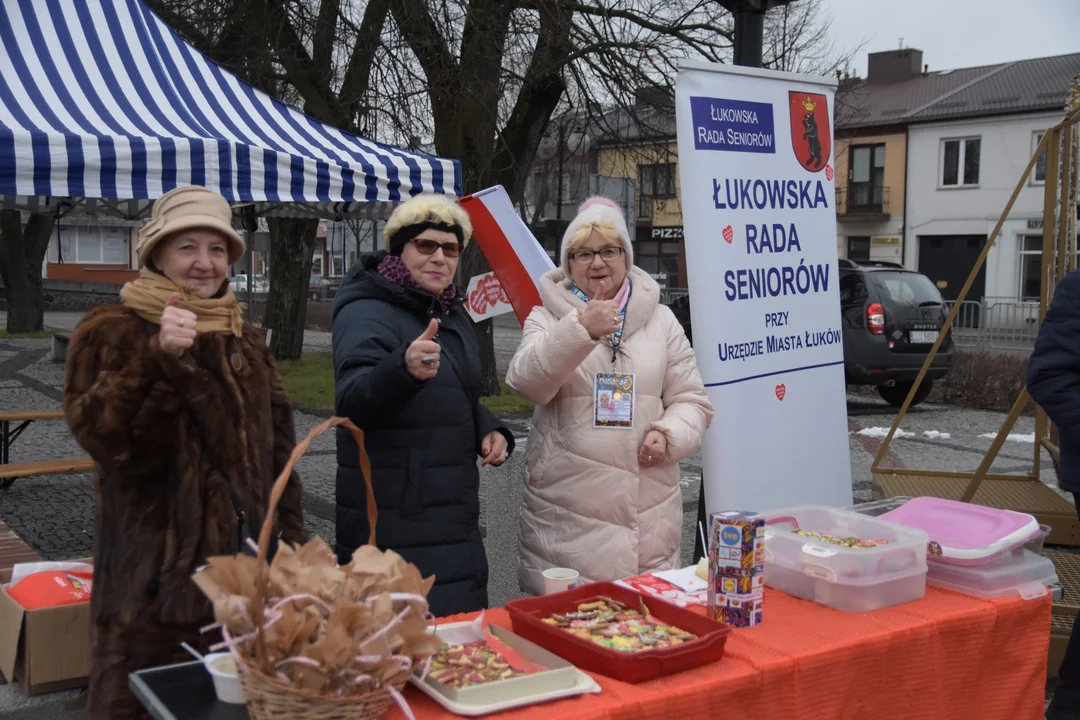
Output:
[0, 558, 92, 694]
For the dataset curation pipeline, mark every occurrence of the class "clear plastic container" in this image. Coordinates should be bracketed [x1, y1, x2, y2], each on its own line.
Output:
[849, 498, 1051, 559]
[763, 505, 929, 613]
[927, 549, 1058, 600]
[848, 497, 913, 518]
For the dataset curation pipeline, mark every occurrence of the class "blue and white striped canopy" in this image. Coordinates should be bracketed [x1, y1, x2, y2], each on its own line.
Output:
[0, 0, 461, 218]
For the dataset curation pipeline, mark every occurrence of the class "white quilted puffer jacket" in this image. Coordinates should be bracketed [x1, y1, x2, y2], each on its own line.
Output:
[506, 266, 714, 596]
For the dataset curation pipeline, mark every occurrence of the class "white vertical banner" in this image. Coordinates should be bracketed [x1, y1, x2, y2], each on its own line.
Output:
[675, 59, 852, 514]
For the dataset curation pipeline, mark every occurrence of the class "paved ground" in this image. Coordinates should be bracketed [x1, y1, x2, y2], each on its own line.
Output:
[0, 310, 1064, 716]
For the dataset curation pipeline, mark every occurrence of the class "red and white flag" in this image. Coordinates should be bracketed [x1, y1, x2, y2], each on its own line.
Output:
[459, 186, 555, 325]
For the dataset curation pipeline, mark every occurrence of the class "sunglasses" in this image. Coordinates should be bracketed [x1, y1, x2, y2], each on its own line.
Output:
[411, 238, 463, 258]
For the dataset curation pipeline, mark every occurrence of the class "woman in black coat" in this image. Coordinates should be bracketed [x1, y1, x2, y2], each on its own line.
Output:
[332, 194, 513, 616]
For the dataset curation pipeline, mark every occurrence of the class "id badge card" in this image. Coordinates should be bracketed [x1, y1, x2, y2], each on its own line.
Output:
[594, 372, 635, 429]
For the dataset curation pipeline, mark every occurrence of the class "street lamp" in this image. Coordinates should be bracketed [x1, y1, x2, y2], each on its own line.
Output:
[717, 0, 799, 69]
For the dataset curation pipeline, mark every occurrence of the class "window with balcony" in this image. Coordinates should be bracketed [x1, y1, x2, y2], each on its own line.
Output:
[638, 163, 676, 219]
[941, 137, 981, 187]
[848, 144, 886, 213]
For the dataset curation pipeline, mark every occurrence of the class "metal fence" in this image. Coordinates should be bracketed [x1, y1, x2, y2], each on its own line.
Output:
[944, 297, 1040, 351]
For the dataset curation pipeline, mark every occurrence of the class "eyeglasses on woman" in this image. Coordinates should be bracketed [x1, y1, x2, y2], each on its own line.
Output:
[570, 247, 624, 264]
[410, 238, 463, 258]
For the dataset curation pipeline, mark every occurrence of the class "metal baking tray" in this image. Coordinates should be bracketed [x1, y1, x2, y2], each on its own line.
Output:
[410, 622, 600, 716]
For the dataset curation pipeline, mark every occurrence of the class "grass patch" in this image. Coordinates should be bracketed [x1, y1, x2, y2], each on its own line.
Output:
[278, 351, 335, 411]
[279, 351, 534, 417]
[481, 380, 534, 416]
[0, 329, 55, 339]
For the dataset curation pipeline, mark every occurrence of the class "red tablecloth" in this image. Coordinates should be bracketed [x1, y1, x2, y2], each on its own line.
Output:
[390, 587, 1050, 720]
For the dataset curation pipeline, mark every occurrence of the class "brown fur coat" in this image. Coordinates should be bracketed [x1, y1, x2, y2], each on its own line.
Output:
[64, 305, 306, 719]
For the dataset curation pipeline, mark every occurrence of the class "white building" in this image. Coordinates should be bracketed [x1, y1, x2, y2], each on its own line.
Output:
[899, 53, 1080, 319]
[905, 111, 1060, 306]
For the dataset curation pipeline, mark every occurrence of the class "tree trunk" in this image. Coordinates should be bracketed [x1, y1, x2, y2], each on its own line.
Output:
[265, 217, 317, 361]
[0, 211, 55, 334]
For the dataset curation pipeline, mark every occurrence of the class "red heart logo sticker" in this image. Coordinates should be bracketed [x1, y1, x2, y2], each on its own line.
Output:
[825, 164, 834, 181]
[775, 384, 786, 401]
[722, 225, 733, 244]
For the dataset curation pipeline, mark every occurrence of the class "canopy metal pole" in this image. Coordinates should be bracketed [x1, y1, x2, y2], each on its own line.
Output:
[245, 229, 254, 321]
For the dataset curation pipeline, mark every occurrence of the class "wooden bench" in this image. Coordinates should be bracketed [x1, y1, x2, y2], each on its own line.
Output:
[0, 410, 93, 500]
[51, 331, 71, 363]
[0, 457, 94, 481]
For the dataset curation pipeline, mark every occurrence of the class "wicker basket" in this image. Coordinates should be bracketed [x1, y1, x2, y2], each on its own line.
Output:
[237, 416, 417, 720]
[240, 665, 412, 720]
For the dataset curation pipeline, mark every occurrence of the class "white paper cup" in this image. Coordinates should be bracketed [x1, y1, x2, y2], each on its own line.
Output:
[542, 568, 580, 594]
[203, 652, 245, 704]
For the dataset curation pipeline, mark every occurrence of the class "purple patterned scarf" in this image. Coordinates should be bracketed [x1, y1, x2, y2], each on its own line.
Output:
[377, 255, 458, 310]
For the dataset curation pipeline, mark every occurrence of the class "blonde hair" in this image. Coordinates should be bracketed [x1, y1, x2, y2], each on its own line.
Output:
[565, 220, 623, 253]
[383, 194, 472, 250]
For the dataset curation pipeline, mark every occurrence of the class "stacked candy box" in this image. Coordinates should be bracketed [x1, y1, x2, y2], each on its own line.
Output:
[708, 511, 765, 628]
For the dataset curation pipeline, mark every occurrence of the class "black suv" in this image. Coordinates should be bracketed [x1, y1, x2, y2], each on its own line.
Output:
[837, 260, 953, 406]
[668, 260, 953, 407]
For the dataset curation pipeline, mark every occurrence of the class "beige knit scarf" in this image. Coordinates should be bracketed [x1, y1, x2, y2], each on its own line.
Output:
[120, 268, 244, 337]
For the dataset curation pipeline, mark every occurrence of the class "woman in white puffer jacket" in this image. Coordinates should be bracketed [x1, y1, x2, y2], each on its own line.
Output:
[506, 197, 714, 596]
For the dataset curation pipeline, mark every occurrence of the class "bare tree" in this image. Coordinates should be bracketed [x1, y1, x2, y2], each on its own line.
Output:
[146, 0, 853, 385]
[0, 212, 55, 334]
[763, 0, 859, 76]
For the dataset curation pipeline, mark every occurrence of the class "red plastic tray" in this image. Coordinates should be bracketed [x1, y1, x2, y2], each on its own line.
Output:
[504, 581, 730, 683]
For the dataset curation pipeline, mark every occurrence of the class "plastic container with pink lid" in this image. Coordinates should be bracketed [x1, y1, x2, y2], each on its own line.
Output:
[850, 497, 1059, 600]
[851, 497, 1051, 558]
[870, 497, 1043, 566]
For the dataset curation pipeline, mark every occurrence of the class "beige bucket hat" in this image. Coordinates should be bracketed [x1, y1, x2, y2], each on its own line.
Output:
[136, 185, 245, 265]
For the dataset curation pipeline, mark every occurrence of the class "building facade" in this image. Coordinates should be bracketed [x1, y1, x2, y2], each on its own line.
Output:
[904, 111, 1061, 304]
[836, 48, 1080, 314]
[833, 128, 906, 264]
[595, 140, 687, 290]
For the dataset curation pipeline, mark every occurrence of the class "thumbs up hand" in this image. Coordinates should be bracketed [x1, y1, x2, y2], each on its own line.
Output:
[159, 294, 198, 357]
[578, 280, 622, 341]
[405, 318, 441, 380]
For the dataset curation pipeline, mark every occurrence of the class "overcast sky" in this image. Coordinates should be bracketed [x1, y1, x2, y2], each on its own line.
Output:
[822, 0, 1080, 74]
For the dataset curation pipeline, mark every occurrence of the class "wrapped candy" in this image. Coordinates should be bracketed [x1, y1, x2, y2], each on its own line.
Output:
[540, 596, 696, 653]
[793, 529, 889, 549]
[193, 537, 441, 696]
[191, 417, 442, 717]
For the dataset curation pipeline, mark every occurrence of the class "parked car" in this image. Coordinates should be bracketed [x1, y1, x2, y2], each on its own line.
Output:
[667, 260, 953, 408]
[838, 260, 953, 406]
[229, 274, 269, 294]
[309, 276, 337, 301]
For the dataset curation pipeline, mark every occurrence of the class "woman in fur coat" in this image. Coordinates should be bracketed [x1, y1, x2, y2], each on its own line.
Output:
[64, 186, 307, 719]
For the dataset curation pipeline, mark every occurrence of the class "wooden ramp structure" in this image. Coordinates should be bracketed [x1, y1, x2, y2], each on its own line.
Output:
[872, 80, 1080, 545]
[1049, 552, 1080, 676]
